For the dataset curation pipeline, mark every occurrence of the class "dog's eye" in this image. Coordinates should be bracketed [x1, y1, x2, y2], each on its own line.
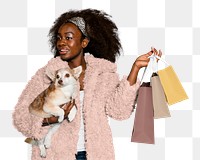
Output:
[65, 73, 70, 77]
[56, 75, 60, 79]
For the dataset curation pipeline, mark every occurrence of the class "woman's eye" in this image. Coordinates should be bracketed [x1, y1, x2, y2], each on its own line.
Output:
[65, 73, 70, 77]
[56, 35, 61, 40]
[56, 75, 60, 79]
[66, 36, 73, 40]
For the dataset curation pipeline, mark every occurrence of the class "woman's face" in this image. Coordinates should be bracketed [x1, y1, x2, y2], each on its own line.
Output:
[56, 23, 87, 61]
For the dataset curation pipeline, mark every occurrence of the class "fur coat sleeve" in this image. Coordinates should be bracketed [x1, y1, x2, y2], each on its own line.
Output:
[12, 67, 50, 139]
[84, 54, 140, 121]
[12, 57, 68, 140]
[105, 73, 140, 120]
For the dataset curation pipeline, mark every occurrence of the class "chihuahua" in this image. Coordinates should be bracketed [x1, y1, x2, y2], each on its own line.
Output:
[26, 66, 82, 158]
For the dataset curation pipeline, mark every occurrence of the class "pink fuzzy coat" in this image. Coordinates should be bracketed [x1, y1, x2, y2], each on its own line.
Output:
[13, 54, 140, 160]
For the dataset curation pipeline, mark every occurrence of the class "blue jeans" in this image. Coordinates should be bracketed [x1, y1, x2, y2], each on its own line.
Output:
[75, 151, 87, 160]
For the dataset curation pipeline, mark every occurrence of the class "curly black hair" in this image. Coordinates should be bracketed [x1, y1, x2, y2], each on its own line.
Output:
[48, 9, 122, 63]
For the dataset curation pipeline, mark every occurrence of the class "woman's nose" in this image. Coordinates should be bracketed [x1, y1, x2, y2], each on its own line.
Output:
[57, 37, 67, 46]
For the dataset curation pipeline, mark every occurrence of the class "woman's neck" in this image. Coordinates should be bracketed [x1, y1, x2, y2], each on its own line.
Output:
[67, 54, 86, 71]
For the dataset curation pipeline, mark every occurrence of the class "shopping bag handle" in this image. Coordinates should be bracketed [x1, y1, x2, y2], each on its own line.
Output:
[140, 56, 156, 84]
[135, 55, 157, 103]
[140, 53, 170, 84]
[153, 55, 170, 66]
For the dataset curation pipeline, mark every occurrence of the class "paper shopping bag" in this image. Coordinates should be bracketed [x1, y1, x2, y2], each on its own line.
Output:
[131, 82, 155, 144]
[151, 73, 171, 119]
[158, 65, 188, 105]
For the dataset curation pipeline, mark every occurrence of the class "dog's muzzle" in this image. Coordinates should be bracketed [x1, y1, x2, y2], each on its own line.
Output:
[58, 79, 63, 85]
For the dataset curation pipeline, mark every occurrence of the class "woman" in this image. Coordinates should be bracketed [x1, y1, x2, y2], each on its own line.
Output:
[13, 9, 161, 160]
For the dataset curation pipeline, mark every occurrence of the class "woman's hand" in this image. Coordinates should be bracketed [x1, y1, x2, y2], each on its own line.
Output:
[127, 47, 162, 86]
[62, 99, 76, 119]
[134, 47, 162, 70]
[42, 100, 76, 126]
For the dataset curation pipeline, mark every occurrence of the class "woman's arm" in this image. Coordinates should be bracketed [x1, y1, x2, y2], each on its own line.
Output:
[127, 47, 162, 85]
[42, 101, 75, 126]
[105, 73, 140, 120]
[12, 67, 50, 139]
[13, 57, 69, 139]
[105, 48, 162, 120]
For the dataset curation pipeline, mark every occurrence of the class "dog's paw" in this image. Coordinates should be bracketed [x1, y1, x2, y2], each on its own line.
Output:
[40, 152, 46, 158]
[44, 138, 51, 149]
[58, 109, 65, 123]
[58, 115, 64, 123]
[40, 148, 46, 158]
[67, 105, 77, 122]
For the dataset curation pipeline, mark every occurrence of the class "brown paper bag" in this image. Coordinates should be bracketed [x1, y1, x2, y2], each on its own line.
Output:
[151, 73, 171, 119]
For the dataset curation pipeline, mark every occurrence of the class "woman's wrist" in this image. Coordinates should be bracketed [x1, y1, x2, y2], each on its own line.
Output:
[133, 62, 141, 73]
[127, 63, 140, 86]
[42, 116, 59, 126]
[42, 109, 70, 126]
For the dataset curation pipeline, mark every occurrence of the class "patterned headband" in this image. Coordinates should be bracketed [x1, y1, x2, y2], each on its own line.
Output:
[67, 17, 88, 37]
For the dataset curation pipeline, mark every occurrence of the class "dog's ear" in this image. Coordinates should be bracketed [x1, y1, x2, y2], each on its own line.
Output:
[45, 68, 56, 81]
[72, 66, 82, 79]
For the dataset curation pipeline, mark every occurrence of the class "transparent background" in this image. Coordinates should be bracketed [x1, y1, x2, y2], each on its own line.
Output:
[0, 0, 199, 159]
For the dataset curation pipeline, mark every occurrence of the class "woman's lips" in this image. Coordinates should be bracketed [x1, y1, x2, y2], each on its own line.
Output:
[59, 49, 69, 55]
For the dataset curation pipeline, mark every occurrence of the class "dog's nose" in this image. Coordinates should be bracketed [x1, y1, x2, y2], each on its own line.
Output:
[58, 79, 63, 85]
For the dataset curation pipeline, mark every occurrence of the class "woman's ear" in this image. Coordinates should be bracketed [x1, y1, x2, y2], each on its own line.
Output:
[81, 38, 89, 48]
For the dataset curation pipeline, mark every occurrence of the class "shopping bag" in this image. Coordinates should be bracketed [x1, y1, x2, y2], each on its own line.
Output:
[156, 56, 188, 105]
[151, 72, 171, 119]
[131, 56, 155, 144]
[131, 82, 155, 144]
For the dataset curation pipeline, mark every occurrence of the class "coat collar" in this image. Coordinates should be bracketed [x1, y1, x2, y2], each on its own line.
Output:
[84, 53, 117, 74]
[47, 53, 117, 74]
[44, 53, 117, 84]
